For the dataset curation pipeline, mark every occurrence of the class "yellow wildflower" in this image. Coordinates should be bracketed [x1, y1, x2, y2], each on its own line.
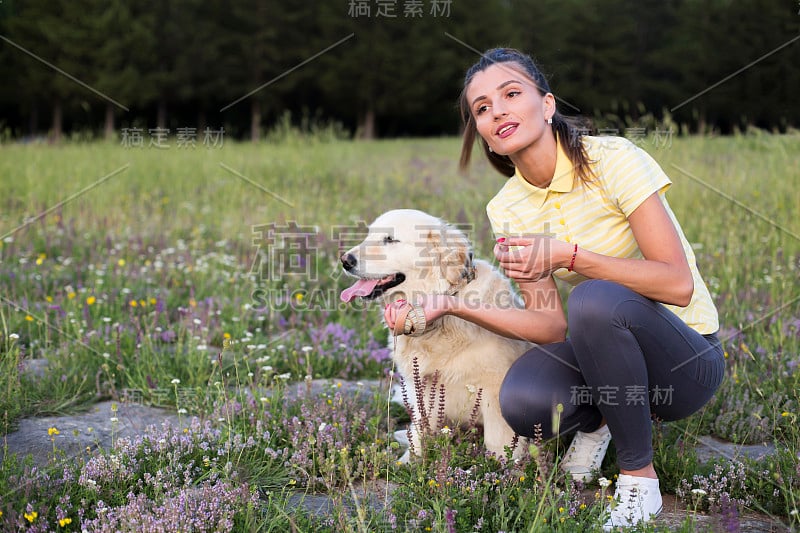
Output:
[223, 332, 231, 340]
[67, 291, 76, 299]
[48, 427, 60, 436]
[149, 297, 157, 306]
[46, 296, 53, 303]
[36, 253, 45, 265]
[86, 296, 96, 306]
[24, 511, 38, 522]
[130, 300, 137, 307]
[118, 258, 126, 267]
[139, 299, 146, 307]
[59, 517, 72, 527]
[25, 315, 34, 322]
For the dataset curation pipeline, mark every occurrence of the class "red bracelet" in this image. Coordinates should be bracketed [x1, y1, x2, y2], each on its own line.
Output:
[567, 243, 578, 272]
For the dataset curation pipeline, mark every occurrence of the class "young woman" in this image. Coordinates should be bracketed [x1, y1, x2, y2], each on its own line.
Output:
[384, 48, 724, 529]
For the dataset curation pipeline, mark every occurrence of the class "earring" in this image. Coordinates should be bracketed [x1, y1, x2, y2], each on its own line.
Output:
[547, 117, 553, 124]
[488, 146, 493, 153]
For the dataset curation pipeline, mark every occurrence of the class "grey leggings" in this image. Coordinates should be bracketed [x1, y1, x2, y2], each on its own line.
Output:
[499, 280, 725, 470]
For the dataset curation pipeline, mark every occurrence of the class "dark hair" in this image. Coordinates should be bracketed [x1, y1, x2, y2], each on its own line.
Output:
[458, 48, 594, 184]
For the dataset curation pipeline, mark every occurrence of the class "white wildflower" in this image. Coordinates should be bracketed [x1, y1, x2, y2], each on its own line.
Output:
[598, 477, 612, 488]
[171, 378, 180, 385]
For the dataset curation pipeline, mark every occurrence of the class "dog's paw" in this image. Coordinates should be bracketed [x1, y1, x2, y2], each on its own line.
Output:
[397, 449, 412, 464]
[393, 429, 410, 447]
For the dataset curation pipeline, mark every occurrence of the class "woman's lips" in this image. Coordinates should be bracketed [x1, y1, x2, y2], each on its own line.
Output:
[496, 122, 518, 139]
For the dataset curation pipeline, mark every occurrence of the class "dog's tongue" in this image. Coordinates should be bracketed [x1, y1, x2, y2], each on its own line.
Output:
[340, 279, 380, 302]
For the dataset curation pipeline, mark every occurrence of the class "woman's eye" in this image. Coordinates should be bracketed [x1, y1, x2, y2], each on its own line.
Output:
[476, 104, 488, 115]
[507, 90, 520, 98]
[383, 236, 398, 244]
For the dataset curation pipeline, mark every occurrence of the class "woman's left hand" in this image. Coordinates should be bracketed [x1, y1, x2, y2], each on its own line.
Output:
[494, 236, 571, 282]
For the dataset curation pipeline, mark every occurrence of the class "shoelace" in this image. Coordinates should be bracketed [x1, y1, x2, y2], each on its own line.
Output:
[564, 431, 606, 467]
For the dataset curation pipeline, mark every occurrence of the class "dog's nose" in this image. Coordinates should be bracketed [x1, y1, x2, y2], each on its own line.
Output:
[341, 253, 357, 271]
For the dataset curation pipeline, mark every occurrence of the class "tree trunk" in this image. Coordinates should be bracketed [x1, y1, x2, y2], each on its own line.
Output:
[250, 99, 261, 142]
[104, 104, 115, 140]
[157, 99, 167, 130]
[51, 100, 62, 143]
[197, 110, 207, 134]
[359, 108, 376, 139]
[28, 103, 38, 137]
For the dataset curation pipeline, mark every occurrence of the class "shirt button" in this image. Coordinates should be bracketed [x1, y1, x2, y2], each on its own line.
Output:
[554, 202, 561, 209]
[559, 218, 565, 225]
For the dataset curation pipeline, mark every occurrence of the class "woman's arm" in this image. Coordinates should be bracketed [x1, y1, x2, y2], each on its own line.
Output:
[451, 276, 567, 343]
[497, 193, 694, 306]
[383, 275, 567, 344]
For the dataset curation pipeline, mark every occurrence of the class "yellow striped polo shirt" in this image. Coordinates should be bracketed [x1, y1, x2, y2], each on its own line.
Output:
[486, 135, 719, 335]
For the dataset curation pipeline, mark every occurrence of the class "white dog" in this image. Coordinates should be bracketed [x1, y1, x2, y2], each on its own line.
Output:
[340, 209, 532, 461]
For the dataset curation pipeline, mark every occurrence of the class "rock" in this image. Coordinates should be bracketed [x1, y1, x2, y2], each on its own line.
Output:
[20, 357, 49, 378]
[654, 494, 786, 532]
[2, 400, 183, 467]
[287, 480, 398, 523]
[694, 435, 777, 464]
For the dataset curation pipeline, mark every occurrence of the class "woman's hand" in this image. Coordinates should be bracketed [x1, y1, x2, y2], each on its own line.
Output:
[494, 236, 572, 282]
[383, 295, 453, 334]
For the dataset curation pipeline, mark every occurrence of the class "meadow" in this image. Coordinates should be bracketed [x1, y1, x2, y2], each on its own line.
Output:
[0, 130, 799, 531]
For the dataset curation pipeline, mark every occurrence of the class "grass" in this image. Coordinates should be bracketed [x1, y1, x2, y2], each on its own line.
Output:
[0, 131, 799, 531]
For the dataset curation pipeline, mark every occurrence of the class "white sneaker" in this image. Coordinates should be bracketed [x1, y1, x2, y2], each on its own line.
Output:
[560, 424, 612, 483]
[602, 474, 663, 531]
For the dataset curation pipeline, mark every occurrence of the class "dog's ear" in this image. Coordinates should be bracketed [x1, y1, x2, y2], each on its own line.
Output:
[428, 223, 472, 288]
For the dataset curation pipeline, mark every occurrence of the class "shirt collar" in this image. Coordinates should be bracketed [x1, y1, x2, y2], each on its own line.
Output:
[511, 136, 575, 209]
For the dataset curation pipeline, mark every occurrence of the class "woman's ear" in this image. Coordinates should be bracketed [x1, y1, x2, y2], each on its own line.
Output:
[543, 92, 556, 121]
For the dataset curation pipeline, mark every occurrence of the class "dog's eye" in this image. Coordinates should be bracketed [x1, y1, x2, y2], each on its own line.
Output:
[383, 236, 398, 244]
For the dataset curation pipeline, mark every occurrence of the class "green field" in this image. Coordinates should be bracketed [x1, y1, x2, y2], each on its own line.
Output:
[1, 134, 799, 531]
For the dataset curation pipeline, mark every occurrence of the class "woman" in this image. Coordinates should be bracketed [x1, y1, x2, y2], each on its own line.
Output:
[385, 48, 724, 530]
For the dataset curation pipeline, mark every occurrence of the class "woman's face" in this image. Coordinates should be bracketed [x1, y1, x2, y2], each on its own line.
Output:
[465, 62, 555, 157]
